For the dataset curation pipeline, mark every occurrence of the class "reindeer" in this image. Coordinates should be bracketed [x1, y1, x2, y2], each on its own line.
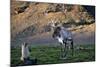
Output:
[20, 42, 30, 62]
[49, 20, 74, 59]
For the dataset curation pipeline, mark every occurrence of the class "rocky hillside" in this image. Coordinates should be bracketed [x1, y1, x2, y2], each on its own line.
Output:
[11, 0, 95, 43]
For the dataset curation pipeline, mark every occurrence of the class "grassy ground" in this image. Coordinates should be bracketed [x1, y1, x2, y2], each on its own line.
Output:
[11, 44, 95, 66]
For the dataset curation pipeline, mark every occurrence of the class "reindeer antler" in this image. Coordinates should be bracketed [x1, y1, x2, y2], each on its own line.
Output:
[48, 19, 62, 28]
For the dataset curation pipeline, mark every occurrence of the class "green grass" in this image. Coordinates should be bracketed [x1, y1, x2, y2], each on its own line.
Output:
[11, 44, 95, 66]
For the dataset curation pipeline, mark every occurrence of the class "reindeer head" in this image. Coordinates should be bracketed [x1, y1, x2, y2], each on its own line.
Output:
[22, 42, 28, 48]
[47, 20, 62, 38]
[48, 20, 62, 31]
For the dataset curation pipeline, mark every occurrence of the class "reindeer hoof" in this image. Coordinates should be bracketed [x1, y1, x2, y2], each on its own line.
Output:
[59, 57, 67, 60]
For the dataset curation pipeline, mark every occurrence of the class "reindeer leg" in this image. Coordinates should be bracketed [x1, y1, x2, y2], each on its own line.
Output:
[63, 43, 66, 58]
[64, 43, 67, 58]
[60, 43, 66, 59]
[71, 40, 74, 56]
[60, 43, 63, 58]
